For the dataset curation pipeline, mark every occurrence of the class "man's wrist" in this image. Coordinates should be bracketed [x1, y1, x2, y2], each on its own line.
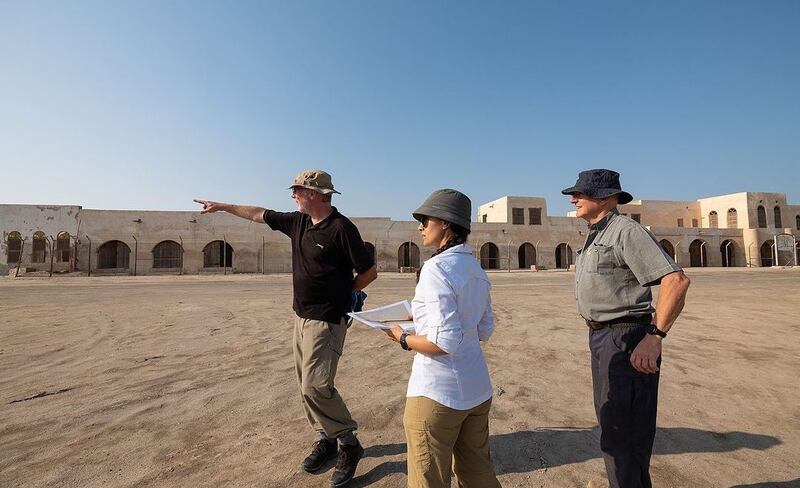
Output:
[646, 324, 667, 338]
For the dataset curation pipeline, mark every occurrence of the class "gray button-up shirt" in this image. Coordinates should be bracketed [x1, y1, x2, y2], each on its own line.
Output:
[575, 209, 681, 322]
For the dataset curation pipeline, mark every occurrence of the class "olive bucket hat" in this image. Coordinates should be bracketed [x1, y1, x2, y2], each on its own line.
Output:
[412, 189, 472, 232]
[561, 169, 633, 204]
[288, 169, 341, 195]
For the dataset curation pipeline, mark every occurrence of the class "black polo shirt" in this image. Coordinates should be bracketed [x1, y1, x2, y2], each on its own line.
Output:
[263, 207, 374, 323]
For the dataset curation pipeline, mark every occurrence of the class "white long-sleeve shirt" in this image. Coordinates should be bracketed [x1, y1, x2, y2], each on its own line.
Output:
[407, 243, 496, 410]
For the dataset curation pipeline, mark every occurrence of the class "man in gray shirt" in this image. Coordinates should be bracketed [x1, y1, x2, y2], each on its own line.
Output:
[562, 169, 691, 488]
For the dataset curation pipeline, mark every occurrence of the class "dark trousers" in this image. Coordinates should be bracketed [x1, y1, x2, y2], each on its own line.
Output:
[590, 325, 660, 488]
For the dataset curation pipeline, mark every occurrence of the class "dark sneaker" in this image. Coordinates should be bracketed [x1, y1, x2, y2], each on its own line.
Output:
[301, 438, 337, 473]
[330, 439, 364, 487]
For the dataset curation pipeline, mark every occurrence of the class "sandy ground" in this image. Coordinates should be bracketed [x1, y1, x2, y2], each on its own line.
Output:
[1, 268, 798, 488]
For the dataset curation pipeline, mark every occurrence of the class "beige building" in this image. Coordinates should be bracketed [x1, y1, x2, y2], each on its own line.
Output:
[2, 191, 799, 276]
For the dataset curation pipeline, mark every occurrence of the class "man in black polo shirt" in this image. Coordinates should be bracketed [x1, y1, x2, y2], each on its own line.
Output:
[194, 169, 377, 487]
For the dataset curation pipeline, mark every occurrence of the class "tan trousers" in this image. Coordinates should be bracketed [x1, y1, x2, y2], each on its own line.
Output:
[293, 316, 357, 438]
[403, 396, 501, 488]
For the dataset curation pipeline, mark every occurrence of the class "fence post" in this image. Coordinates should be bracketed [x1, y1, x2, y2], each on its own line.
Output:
[14, 238, 26, 278]
[132, 235, 138, 276]
[87, 236, 92, 277]
[179, 236, 184, 275]
[48, 235, 55, 277]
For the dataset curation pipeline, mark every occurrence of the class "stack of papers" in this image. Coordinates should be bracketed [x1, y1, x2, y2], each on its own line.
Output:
[348, 300, 415, 332]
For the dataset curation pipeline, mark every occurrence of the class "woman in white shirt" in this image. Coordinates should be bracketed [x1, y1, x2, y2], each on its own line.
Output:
[386, 189, 501, 488]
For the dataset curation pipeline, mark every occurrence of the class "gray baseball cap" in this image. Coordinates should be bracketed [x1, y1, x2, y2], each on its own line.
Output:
[412, 189, 472, 232]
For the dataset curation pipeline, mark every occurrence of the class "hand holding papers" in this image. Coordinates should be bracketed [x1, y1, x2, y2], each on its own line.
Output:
[348, 300, 415, 332]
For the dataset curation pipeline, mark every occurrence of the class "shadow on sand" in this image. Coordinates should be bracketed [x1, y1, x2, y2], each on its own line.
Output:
[728, 481, 800, 488]
[349, 426, 781, 487]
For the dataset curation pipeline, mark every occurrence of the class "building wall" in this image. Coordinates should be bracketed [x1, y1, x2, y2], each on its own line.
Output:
[0, 204, 81, 274]
[3, 191, 799, 275]
[617, 200, 701, 228]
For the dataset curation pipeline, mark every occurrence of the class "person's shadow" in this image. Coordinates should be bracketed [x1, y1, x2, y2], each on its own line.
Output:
[728, 481, 800, 488]
[350, 426, 781, 487]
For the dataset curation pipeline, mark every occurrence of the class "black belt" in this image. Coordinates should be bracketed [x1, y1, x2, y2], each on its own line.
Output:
[585, 314, 652, 330]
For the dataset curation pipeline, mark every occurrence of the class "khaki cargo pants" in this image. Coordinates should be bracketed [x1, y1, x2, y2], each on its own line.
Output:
[293, 316, 357, 438]
[403, 396, 501, 488]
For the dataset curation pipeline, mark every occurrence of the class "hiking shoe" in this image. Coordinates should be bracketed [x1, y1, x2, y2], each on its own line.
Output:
[301, 438, 337, 473]
[330, 439, 364, 487]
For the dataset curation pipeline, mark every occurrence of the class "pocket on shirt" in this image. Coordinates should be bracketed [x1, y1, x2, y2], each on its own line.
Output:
[594, 245, 616, 275]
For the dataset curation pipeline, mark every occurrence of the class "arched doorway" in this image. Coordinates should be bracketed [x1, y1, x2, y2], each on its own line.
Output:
[555, 243, 573, 269]
[398, 242, 420, 269]
[659, 239, 675, 260]
[364, 242, 376, 264]
[759, 240, 774, 267]
[689, 239, 707, 267]
[31, 231, 47, 263]
[98, 240, 131, 269]
[203, 240, 233, 268]
[720, 240, 736, 267]
[518, 242, 536, 268]
[480, 243, 499, 270]
[152, 240, 183, 268]
[56, 232, 71, 262]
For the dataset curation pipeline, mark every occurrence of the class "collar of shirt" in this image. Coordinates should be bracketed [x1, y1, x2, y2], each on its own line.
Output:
[589, 207, 619, 232]
[433, 243, 474, 258]
[580, 208, 620, 253]
[304, 207, 340, 230]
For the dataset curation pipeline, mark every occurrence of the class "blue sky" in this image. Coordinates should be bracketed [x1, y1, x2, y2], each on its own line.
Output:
[1, 0, 798, 219]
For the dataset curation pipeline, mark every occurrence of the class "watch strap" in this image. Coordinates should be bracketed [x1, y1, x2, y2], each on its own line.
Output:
[648, 324, 667, 338]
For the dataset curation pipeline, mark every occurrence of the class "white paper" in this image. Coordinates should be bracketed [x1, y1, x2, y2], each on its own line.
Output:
[348, 300, 415, 332]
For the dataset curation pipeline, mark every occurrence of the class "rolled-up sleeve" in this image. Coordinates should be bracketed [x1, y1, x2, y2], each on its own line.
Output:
[419, 264, 464, 354]
[477, 289, 495, 342]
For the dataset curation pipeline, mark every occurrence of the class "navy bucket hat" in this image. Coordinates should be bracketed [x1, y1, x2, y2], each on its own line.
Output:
[561, 169, 633, 204]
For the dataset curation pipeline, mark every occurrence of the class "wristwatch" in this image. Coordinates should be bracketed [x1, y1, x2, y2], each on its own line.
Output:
[646, 324, 667, 338]
[400, 332, 412, 351]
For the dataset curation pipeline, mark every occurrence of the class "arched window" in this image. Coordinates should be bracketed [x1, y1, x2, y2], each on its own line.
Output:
[760, 240, 774, 267]
[518, 242, 536, 268]
[689, 239, 707, 267]
[774, 206, 782, 228]
[720, 240, 736, 267]
[203, 240, 233, 268]
[6, 231, 22, 264]
[398, 242, 420, 269]
[98, 240, 131, 269]
[56, 232, 71, 262]
[796, 215, 800, 230]
[31, 231, 47, 263]
[363, 242, 376, 263]
[480, 243, 499, 270]
[708, 211, 718, 228]
[555, 243, 573, 269]
[659, 239, 675, 260]
[152, 240, 182, 268]
[757, 206, 767, 228]
[727, 208, 738, 228]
